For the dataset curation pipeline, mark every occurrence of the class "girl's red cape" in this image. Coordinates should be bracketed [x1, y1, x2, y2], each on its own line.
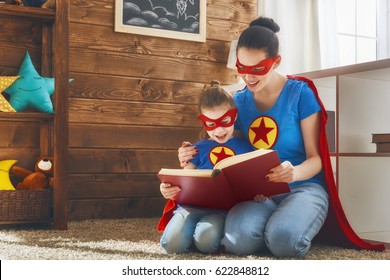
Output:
[157, 76, 385, 251]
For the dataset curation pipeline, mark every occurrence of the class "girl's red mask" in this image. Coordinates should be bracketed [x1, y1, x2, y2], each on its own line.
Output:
[198, 108, 238, 131]
[236, 55, 280, 76]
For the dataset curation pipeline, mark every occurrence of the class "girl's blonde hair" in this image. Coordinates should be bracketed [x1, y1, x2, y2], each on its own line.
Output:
[198, 80, 236, 139]
[198, 80, 235, 112]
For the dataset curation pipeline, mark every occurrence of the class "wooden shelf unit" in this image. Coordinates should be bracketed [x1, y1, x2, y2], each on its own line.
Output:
[0, 4, 55, 19]
[0, 1, 69, 230]
[300, 58, 390, 244]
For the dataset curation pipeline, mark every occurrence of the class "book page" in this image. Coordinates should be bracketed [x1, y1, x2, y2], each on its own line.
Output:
[158, 168, 213, 177]
[214, 148, 273, 170]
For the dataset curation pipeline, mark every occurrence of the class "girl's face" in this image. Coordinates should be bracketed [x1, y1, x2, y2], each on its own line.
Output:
[200, 104, 236, 143]
[236, 47, 279, 93]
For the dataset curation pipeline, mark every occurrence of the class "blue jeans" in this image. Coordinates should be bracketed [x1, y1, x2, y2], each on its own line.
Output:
[160, 205, 226, 254]
[221, 183, 329, 257]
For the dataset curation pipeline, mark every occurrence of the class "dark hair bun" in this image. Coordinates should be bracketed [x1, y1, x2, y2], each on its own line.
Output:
[250, 17, 280, 33]
[210, 80, 220, 87]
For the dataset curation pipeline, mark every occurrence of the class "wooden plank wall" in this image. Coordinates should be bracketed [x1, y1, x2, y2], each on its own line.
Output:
[67, 0, 257, 220]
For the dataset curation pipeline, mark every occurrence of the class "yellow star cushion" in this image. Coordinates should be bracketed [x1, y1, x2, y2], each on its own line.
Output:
[0, 76, 19, 112]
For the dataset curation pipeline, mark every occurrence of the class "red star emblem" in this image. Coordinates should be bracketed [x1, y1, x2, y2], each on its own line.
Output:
[209, 146, 235, 166]
[250, 118, 275, 145]
[212, 147, 233, 164]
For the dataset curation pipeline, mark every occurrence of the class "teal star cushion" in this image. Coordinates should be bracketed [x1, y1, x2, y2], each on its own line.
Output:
[4, 51, 55, 113]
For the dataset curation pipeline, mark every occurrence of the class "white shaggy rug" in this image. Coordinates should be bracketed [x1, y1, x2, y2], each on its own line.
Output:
[0, 218, 388, 260]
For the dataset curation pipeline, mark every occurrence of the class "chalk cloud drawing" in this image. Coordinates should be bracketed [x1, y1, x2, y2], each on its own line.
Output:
[122, 0, 200, 34]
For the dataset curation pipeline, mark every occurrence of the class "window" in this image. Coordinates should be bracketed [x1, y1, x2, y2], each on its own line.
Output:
[336, 0, 378, 66]
[258, 0, 389, 72]
[335, 0, 389, 66]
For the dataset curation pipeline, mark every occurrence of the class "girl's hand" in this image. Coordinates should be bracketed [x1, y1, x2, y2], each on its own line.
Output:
[266, 161, 297, 183]
[254, 194, 268, 202]
[160, 183, 181, 200]
[178, 141, 198, 168]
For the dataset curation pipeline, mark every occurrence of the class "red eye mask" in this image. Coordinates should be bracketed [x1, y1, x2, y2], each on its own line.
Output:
[236, 56, 280, 76]
[198, 108, 238, 131]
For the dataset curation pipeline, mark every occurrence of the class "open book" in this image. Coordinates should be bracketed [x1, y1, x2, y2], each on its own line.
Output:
[157, 149, 290, 210]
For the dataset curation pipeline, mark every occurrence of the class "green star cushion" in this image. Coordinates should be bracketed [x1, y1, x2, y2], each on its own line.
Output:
[4, 51, 55, 113]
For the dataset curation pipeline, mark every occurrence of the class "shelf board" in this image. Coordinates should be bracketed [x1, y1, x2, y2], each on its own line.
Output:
[0, 4, 55, 22]
[0, 112, 54, 121]
[338, 152, 390, 157]
[298, 58, 390, 80]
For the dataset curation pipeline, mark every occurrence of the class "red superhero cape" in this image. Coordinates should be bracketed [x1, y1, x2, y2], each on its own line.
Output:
[157, 76, 385, 251]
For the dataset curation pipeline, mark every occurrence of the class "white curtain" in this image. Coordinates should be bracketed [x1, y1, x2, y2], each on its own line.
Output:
[377, 0, 390, 59]
[317, 0, 339, 69]
[262, 0, 339, 74]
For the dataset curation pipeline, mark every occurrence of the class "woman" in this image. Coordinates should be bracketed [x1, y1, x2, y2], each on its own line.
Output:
[178, 17, 384, 257]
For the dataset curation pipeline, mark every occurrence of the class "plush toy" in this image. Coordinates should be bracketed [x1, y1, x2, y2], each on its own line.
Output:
[11, 156, 54, 190]
[4, 51, 73, 113]
[5, 0, 55, 9]
[5, 0, 42, 6]
[4, 51, 55, 113]
[0, 76, 19, 112]
[0, 159, 18, 190]
[5, 0, 24, 5]
[41, 0, 55, 9]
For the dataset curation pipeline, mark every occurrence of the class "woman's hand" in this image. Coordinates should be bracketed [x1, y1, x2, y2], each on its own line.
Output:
[160, 183, 180, 200]
[266, 161, 297, 183]
[178, 141, 198, 168]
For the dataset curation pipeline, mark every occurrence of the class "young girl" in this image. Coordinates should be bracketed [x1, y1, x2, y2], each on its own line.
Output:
[158, 81, 253, 254]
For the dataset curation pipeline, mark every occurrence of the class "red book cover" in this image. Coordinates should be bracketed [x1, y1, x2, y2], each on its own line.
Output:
[157, 149, 290, 210]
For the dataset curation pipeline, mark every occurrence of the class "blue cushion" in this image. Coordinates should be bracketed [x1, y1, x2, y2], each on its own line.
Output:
[5, 51, 55, 113]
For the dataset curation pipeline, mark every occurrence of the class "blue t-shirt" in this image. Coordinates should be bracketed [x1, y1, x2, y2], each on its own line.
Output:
[190, 137, 254, 170]
[234, 78, 325, 187]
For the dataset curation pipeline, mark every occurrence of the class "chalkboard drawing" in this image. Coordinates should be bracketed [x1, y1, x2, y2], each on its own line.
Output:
[115, 0, 206, 42]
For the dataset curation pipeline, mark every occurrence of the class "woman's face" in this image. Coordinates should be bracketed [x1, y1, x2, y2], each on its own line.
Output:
[236, 47, 278, 93]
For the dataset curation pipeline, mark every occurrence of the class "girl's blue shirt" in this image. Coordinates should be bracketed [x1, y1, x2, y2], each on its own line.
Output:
[190, 137, 254, 170]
